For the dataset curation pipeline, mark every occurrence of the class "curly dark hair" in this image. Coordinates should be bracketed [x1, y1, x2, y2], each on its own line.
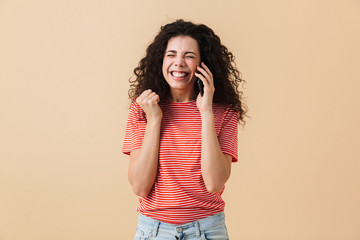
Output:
[128, 19, 247, 125]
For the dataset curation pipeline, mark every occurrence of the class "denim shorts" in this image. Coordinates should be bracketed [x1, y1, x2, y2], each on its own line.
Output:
[134, 211, 229, 240]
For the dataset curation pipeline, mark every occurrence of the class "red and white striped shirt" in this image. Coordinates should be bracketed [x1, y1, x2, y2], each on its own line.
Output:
[122, 99, 238, 225]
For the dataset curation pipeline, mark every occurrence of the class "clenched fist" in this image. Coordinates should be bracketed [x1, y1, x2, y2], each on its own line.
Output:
[136, 89, 162, 121]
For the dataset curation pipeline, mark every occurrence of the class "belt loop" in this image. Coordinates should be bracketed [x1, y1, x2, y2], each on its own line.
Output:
[194, 221, 201, 238]
[152, 220, 160, 237]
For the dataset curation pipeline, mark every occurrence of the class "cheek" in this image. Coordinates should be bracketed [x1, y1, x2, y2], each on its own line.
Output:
[189, 59, 200, 69]
[162, 60, 167, 73]
[189, 62, 198, 72]
[162, 61, 170, 79]
[162, 66, 166, 79]
[162, 59, 171, 70]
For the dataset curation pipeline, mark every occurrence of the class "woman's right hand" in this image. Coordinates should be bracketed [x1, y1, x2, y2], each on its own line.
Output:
[136, 89, 162, 121]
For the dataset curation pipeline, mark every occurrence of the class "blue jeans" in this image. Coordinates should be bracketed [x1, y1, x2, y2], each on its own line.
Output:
[134, 212, 229, 240]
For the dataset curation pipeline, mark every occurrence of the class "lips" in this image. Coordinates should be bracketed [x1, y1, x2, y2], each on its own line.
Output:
[171, 71, 189, 78]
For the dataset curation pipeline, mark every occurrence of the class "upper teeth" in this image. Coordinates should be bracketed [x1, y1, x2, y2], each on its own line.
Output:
[172, 71, 187, 77]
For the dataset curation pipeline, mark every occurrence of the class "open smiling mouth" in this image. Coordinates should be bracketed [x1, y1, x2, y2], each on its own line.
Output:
[171, 71, 189, 78]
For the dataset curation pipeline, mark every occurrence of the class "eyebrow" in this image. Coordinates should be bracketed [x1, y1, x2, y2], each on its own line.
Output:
[166, 50, 197, 55]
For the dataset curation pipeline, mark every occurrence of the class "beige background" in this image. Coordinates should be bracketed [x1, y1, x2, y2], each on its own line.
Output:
[1, 0, 359, 239]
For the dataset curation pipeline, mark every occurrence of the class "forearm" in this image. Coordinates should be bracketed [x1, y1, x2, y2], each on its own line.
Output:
[201, 111, 231, 193]
[128, 119, 161, 197]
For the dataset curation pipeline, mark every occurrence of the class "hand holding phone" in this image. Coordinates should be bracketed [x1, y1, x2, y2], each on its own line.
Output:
[196, 78, 204, 96]
[195, 62, 215, 112]
[195, 62, 213, 98]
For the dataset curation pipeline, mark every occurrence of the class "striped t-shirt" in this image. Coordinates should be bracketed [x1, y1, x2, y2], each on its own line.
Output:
[122, 99, 238, 225]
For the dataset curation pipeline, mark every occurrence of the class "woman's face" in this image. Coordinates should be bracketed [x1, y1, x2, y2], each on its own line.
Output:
[162, 35, 201, 99]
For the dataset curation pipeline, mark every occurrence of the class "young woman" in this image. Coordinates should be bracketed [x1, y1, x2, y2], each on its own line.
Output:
[122, 19, 246, 240]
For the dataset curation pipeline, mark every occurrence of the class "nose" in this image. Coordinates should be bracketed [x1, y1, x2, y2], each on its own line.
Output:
[174, 56, 185, 67]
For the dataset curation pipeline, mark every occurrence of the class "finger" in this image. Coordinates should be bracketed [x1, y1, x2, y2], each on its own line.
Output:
[141, 89, 153, 98]
[143, 92, 158, 103]
[196, 66, 210, 80]
[199, 63, 214, 86]
[201, 62, 213, 78]
[139, 92, 160, 106]
[196, 67, 213, 88]
[143, 91, 156, 99]
[136, 89, 152, 103]
[195, 69, 210, 87]
[152, 94, 160, 104]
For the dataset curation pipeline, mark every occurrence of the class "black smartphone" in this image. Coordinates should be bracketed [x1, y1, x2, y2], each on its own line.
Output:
[196, 78, 204, 96]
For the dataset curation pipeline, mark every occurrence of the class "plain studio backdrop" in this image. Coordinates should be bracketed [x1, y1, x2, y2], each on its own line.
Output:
[0, 0, 359, 239]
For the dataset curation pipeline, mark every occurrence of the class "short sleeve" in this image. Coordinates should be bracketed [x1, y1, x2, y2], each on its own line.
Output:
[122, 102, 147, 155]
[218, 107, 238, 162]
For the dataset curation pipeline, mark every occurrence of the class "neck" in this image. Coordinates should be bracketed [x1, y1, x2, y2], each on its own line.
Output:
[169, 89, 196, 102]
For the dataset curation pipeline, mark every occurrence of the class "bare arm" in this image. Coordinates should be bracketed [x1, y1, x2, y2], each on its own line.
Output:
[128, 90, 162, 197]
[196, 62, 233, 193]
[200, 111, 232, 193]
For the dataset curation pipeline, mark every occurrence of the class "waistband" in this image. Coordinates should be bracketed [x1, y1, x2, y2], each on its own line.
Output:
[137, 211, 225, 238]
